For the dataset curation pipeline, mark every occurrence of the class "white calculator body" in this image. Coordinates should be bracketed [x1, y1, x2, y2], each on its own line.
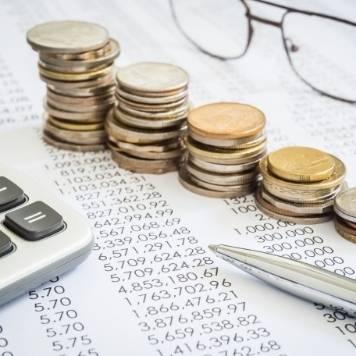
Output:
[0, 164, 93, 306]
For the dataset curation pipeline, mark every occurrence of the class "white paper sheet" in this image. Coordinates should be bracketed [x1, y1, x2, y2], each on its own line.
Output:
[0, 1, 356, 355]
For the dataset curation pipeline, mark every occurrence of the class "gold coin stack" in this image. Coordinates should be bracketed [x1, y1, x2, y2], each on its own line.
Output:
[106, 62, 189, 174]
[179, 102, 267, 198]
[27, 20, 120, 152]
[334, 188, 356, 243]
[256, 146, 346, 224]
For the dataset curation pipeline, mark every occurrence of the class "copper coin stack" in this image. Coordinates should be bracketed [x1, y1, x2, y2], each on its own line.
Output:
[179, 102, 267, 198]
[27, 20, 120, 152]
[256, 147, 346, 224]
[334, 188, 356, 243]
[106, 62, 189, 174]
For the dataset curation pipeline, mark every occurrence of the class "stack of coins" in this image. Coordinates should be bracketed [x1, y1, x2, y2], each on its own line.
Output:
[106, 62, 189, 173]
[334, 188, 356, 243]
[179, 102, 267, 198]
[27, 20, 120, 152]
[256, 146, 346, 224]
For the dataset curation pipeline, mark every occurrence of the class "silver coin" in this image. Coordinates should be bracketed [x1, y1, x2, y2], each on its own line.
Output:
[109, 138, 181, 153]
[44, 104, 107, 122]
[334, 207, 356, 224]
[261, 185, 334, 215]
[27, 20, 109, 53]
[106, 110, 185, 144]
[114, 107, 186, 129]
[116, 62, 189, 93]
[255, 189, 332, 224]
[334, 187, 356, 219]
[39, 39, 120, 71]
[178, 169, 250, 199]
[189, 130, 266, 149]
[46, 96, 114, 113]
[44, 120, 106, 145]
[111, 150, 179, 174]
[43, 131, 106, 152]
[117, 87, 188, 104]
[113, 146, 183, 160]
[47, 89, 114, 104]
[189, 154, 259, 174]
[186, 162, 258, 186]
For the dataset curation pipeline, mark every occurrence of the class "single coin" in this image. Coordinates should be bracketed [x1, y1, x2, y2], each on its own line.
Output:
[344, 219, 356, 230]
[117, 87, 188, 104]
[39, 39, 120, 71]
[50, 84, 115, 98]
[334, 218, 356, 243]
[44, 103, 107, 122]
[39, 59, 109, 74]
[186, 162, 258, 186]
[188, 102, 265, 140]
[116, 62, 189, 93]
[255, 189, 332, 224]
[106, 110, 185, 144]
[47, 116, 104, 131]
[260, 155, 346, 191]
[114, 107, 186, 129]
[44, 120, 106, 145]
[117, 95, 187, 113]
[262, 179, 341, 204]
[189, 173, 256, 193]
[39, 64, 113, 82]
[178, 169, 246, 199]
[47, 89, 114, 105]
[42, 73, 114, 91]
[189, 154, 260, 174]
[260, 185, 334, 215]
[27, 20, 109, 53]
[186, 138, 267, 164]
[114, 146, 183, 160]
[46, 96, 114, 113]
[111, 150, 179, 174]
[109, 138, 181, 153]
[334, 187, 356, 219]
[334, 206, 356, 224]
[119, 103, 189, 120]
[190, 130, 266, 149]
[268, 147, 335, 183]
[43, 131, 106, 152]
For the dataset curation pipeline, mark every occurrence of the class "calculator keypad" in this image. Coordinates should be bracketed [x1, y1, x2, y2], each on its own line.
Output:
[4, 201, 64, 241]
[0, 176, 25, 212]
[0, 231, 13, 257]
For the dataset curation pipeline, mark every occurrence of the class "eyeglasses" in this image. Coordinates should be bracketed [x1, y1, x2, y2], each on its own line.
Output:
[169, 0, 356, 103]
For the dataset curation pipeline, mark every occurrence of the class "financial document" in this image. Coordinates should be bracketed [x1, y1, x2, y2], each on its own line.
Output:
[0, 1, 356, 355]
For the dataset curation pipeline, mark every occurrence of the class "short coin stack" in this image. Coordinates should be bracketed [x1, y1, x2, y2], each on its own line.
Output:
[27, 20, 120, 152]
[256, 146, 346, 224]
[106, 62, 189, 173]
[334, 188, 356, 243]
[179, 102, 267, 198]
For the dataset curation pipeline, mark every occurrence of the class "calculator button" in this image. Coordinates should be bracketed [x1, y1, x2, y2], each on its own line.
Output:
[4, 201, 64, 241]
[0, 177, 25, 212]
[0, 231, 13, 257]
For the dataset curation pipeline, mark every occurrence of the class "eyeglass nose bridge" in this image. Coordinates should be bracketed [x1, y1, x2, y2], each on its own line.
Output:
[247, 13, 283, 28]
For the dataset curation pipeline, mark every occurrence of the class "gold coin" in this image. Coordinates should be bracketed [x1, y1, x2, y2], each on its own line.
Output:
[268, 147, 335, 183]
[335, 218, 356, 243]
[260, 155, 345, 191]
[188, 102, 265, 140]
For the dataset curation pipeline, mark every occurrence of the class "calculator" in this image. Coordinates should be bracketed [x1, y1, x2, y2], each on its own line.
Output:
[0, 164, 93, 306]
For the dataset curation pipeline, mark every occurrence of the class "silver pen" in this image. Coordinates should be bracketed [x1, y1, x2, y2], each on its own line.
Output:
[209, 244, 356, 317]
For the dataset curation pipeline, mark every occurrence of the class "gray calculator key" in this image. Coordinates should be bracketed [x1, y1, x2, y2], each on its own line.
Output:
[0, 177, 25, 212]
[4, 201, 64, 241]
[0, 231, 13, 257]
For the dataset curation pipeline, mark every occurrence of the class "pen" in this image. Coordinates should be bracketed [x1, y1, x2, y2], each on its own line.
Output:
[209, 244, 356, 317]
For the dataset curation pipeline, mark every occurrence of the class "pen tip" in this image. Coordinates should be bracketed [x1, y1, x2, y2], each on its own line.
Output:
[208, 244, 219, 253]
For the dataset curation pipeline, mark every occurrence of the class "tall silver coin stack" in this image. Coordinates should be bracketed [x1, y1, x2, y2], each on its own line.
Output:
[106, 62, 189, 174]
[27, 20, 120, 152]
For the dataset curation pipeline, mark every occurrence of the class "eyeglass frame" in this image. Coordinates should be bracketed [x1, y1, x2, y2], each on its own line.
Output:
[169, 0, 356, 103]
